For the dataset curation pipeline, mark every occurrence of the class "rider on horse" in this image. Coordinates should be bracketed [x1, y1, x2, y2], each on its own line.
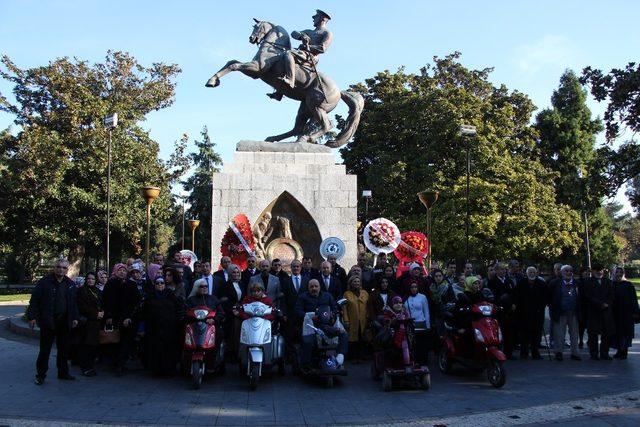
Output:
[268, 9, 332, 101]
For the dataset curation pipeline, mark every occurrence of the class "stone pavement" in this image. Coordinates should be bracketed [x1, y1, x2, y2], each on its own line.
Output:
[1, 302, 639, 426]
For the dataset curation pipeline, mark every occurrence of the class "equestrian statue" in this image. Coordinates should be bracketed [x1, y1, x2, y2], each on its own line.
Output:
[205, 10, 364, 148]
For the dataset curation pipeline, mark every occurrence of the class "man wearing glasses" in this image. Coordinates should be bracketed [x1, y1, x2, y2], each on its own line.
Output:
[27, 258, 80, 384]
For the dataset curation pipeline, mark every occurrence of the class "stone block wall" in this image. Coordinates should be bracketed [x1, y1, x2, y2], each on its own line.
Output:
[211, 150, 358, 268]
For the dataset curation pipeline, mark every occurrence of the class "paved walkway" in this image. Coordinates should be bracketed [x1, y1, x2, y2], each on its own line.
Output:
[1, 302, 639, 426]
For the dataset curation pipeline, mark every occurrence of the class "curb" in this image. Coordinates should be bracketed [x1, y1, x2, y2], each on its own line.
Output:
[8, 313, 39, 339]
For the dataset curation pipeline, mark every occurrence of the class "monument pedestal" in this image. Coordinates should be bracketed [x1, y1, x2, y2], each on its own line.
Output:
[211, 142, 358, 269]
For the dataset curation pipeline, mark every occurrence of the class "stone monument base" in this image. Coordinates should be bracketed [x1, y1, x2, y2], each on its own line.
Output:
[211, 142, 357, 269]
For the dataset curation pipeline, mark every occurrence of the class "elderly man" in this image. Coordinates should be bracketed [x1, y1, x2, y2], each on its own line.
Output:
[320, 261, 343, 300]
[214, 256, 231, 282]
[515, 266, 547, 359]
[250, 260, 282, 309]
[295, 279, 347, 368]
[549, 265, 582, 361]
[27, 258, 80, 384]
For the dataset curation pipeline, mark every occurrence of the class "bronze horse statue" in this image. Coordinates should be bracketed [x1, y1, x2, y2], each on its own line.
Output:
[205, 20, 363, 148]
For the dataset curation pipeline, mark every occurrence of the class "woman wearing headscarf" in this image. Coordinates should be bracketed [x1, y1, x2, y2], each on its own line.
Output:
[367, 276, 397, 322]
[76, 272, 103, 376]
[611, 267, 640, 359]
[343, 275, 369, 362]
[141, 277, 184, 376]
[380, 265, 399, 295]
[146, 263, 162, 286]
[404, 282, 431, 364]
[102, 263, 141, 375]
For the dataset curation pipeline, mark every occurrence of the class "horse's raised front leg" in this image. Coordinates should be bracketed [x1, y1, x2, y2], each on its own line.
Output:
[205, 60, 263, 88]
[265, 102, 309, 142]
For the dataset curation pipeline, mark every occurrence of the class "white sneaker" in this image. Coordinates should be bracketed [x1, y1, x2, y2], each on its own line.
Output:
[336, 354, 344, 366]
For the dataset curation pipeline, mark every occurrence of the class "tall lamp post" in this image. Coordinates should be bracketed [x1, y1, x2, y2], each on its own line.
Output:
[417, 189, 439, 269]
[460, 124, 477, 262]
[187, 219, 201, 253]
[180, 190, 189, 250]
[577, 169, 592, 269]
[103, 113, 118, 269]
[362, 190, 372, 222]
[140, 186, 161, 268]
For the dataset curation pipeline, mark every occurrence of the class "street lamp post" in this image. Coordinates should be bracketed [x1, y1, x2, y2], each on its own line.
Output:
[577, 169, 592, 269]
[417, 189, 439, 269]
[140, 186, 161, 268]
[103, 113, 118, 269]
[460, 124, 477, 262]
[187, 219, 201, 253]
[180, 190, 189, 250]
[362, 190, 372, 222]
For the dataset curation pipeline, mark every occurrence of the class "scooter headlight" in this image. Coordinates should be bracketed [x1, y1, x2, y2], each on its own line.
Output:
[194, 309, 209, 320]
[474, 328, 484, 343]
[478, 305, 492, 316]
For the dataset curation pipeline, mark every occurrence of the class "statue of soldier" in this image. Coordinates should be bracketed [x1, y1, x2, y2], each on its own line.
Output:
[268, 9, 333, 101]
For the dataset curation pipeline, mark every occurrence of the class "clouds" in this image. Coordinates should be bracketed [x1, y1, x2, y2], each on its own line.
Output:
[514, 34, 578, 74]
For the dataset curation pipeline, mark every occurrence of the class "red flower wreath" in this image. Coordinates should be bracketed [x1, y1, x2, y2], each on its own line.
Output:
[394, 231, 430, 263]
[220, 213, 256, 270]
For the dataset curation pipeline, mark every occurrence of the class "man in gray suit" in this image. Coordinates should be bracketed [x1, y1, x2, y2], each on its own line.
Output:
[250, 260, 282, 310]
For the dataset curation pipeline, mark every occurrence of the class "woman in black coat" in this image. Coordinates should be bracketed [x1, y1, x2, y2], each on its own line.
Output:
[217, 266, 245, 361]
[142, 277, 184, 376]
[76, 272, 104, 376]
[611, 267, 640, 359]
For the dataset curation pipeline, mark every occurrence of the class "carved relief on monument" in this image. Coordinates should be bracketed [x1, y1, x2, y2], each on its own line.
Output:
[251, 191, 323, 269]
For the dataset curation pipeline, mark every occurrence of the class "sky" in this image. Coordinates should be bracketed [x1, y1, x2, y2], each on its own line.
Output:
[1, 0, 638, 211]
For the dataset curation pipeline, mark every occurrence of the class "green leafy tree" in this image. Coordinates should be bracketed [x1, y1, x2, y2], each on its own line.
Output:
[340, 53, 582, 264]
[0, 52, 181, 279]
[183, 126, 223, 261]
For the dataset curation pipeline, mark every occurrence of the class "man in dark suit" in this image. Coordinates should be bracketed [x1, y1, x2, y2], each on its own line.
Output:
[320, 261, 343, 301]
[515, 266, 546, 359]
[301, 256, 320, 282]
[27, 258, 80, 384]
[583, 264, 615, 360]
[327, 254, 347, 293]
[488, 262, 517, 359]
[270, 258, 291, 284]
[281, 259, 308, 363]
[214, 256, 231, 282]
[192, 261, 222, 298]
[241, 255, 259, 288]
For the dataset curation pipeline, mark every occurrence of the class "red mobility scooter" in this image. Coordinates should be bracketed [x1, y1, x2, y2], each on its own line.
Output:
[182, 305, 225, 389]
[439, 299, 506, 388]
[371, 306, 431, 391]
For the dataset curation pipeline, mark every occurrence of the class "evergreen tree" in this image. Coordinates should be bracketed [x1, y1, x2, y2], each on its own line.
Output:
[535, 70, 604, 211]
[183, 126, 223, 261]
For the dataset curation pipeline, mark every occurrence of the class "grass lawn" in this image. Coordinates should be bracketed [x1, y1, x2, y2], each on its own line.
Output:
[0, 293, 31, 302]
[628, 278, 640, 300]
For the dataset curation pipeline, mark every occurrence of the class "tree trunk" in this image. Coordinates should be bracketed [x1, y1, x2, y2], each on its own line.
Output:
[67, 244, 85, 278]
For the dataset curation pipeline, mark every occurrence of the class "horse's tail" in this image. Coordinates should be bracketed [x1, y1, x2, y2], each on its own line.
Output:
[326, 91, 364, 148]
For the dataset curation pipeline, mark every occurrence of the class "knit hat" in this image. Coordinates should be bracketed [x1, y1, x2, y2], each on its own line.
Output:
[409, 262, 421, 270]
[391, 296, 403, 305]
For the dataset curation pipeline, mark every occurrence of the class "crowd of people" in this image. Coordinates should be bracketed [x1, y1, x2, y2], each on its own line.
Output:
[26, 251, 640, 385]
